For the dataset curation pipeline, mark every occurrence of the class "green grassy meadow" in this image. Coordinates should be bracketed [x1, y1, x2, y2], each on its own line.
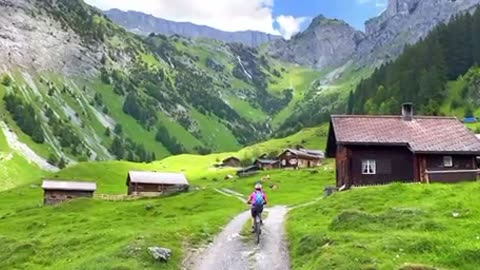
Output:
[288, 183, 480, 270]
[2, 120, 480, 270]
[0, 189, 244, 270]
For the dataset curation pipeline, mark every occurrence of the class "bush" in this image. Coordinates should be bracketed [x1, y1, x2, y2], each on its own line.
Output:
[47, 154, 58, 166]
[1, 74, 12, 86]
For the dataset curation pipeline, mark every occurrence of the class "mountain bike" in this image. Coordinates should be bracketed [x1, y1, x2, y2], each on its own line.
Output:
[253, 211, 262, 244]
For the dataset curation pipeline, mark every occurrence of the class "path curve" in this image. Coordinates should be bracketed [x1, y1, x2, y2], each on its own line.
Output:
[186, 206, 291, 270]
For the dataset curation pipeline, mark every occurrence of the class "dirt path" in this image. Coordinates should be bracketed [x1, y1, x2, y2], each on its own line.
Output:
[187, 206, 291, 270]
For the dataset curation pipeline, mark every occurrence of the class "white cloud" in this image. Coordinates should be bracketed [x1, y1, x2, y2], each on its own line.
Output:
[275, 15, 309, 39]
[84, 0, 282, 35]
[357, 0, 387, 8]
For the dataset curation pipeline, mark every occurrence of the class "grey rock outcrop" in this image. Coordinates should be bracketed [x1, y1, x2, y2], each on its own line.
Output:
[359, 0, 480, 66]
[268, 15, 365, 69]
[269, 0, 480, 70]
[0, 0, 103, 77]
[105, 9, 281, 47]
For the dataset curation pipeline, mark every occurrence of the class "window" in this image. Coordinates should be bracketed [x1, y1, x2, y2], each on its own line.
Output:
[443, 156, 453, 168]
[362, 160, 376, 175]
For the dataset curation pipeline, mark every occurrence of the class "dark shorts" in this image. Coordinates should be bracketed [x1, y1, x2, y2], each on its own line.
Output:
[251, 204, 264, 217]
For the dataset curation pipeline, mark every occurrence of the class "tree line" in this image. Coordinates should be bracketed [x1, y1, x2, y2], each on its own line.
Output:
[350, 8, 480, 115]
[4, 93, 44, 144]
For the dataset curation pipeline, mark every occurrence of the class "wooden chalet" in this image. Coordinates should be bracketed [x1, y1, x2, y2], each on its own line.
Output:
[254, 159, 280, 170]
[278, 148, 324, 169]
[126, 171, 189, 195]
[221, 156, 241, 168]
[42, 180, 96, 205]
[326, 103, 480, 187]
[236, 165, 260, 177]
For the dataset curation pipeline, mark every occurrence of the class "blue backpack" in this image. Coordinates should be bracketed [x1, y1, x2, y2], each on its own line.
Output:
[254, 191, 264, 206]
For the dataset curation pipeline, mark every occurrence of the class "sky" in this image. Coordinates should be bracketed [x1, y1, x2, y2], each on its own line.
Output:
[84, 0, 388, 39]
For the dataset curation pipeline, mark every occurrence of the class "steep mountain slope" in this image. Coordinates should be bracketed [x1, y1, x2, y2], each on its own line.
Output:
[269, 0, 480, 69]
[105, 9, 282, 47]
[268, 15, 365, 69]
[273, 0, 480, 136]
[351, 8, 480, 117]
[358, 0, 480, 66]
[0, 0, 320, 166]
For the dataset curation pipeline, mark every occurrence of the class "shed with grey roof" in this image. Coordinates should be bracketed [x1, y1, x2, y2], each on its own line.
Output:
[42, 180, 97, 205]
[126, 171, 189, 195]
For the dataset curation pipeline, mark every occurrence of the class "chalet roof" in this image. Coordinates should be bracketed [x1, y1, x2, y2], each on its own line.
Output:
[280, 148, 324, 159]
[127, 171, 189, 185]
[222, 156, 240, 162]
[237, 165, 259, 173]
[299, 148, 325, 158]
[330, 115, 480, 154]
[255, 159, 279, 164]
[42, 180, 97, 191]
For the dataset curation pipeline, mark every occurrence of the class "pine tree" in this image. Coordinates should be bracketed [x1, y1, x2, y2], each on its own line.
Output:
[1, 74, 12, 86]
[47, 154, 58, 166]
[347, 90, 354, 114]
[58, 157, 66, 169]
[110, 137, 124, 159]
[114, 124, 123, 135]
[104, 127, 111, 137]
[472, 8, 480, 64]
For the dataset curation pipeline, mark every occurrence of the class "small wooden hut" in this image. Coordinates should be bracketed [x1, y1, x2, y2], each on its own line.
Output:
[221, 156, 242, 168]
[42, 180, 96, 205]
[278, 148, 324, 169]
[126, 171, 189, 195]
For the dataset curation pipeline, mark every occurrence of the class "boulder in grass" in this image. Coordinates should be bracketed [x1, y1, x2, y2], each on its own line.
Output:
[148, 247, 172, 262]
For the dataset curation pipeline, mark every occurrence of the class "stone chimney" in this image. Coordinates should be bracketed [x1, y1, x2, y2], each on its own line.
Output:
[401, 102, 413, 121]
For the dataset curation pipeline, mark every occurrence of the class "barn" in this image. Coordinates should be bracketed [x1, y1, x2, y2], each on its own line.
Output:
[42, 180, 96, 205]
[278, 148, 324, 169]
[126, 171, 189, 195]
[326, 103, 480, 187]
[221, 156, 241, 168]
[254, 159, 280, 170]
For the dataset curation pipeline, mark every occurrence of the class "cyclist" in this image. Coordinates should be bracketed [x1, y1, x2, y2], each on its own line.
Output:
[247, 182, 268, 232]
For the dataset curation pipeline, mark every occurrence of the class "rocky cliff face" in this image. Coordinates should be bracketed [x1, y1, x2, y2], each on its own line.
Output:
[269, 0, 480, 69]
[360, 0, 480, 65]
[268, 15, 365, 69]
[0, 0, 103, 77]
[105, 9, 281, 47]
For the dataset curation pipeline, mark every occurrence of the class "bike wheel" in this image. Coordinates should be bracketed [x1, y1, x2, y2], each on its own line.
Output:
[255, 218, 261, 244]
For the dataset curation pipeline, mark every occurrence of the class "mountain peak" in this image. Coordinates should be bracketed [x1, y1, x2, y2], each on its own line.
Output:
[104, 9, 281, 47]
[304, 14, 351, 34]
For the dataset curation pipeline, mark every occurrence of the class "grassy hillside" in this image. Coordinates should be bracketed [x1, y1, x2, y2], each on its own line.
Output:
[0, 122, 46, 191]
[0, 0, 323, 165]
[288, 183, 480, 270]
[0, 148, 333, 270]
[0, 189, 244, 270]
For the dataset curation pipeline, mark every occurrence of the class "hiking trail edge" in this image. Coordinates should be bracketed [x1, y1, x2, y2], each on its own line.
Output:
[185, 205, 291, 270]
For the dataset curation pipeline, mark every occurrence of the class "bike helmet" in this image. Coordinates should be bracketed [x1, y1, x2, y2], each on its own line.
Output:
[255, 183, 262, 190]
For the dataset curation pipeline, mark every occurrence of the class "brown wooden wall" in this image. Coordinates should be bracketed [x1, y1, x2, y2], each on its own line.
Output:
[127, 183, 188, 195]
[335, 145, 349, 187]
[345, 145, 414, 186]
[44, 190, 94, 205]
[279, 155, 321, 169]
[424, 155, 477, 183]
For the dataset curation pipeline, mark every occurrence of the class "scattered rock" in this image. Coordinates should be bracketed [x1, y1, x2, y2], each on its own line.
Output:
[452, 211, 460, 218]
[148, 247, 172, 262]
